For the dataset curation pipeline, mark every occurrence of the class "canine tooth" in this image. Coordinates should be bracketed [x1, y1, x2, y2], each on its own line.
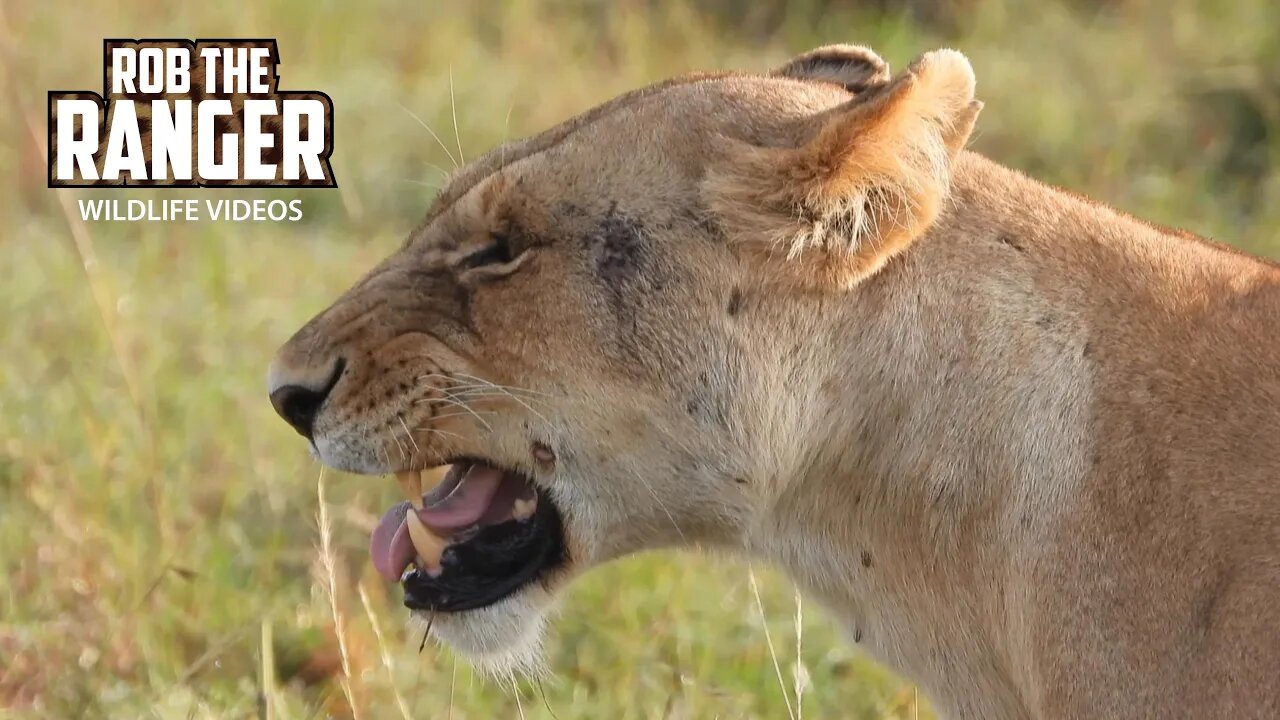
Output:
[396, 470, 423, 509]
[513, 497, 537, 520]
[405, 508, 446, 572]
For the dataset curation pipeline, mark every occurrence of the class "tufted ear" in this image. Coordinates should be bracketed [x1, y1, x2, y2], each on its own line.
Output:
[772, 44, 892, 93]
[709, 49, 982, 288]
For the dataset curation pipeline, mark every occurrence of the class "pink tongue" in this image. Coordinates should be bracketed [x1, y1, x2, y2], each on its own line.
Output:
[418, 464, 506, 530]
[370, 503, 413, 582]
[368, 465, 507, 582]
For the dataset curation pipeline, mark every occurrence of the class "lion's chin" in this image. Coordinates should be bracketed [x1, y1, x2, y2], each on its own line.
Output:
[415, 585, 555, 679]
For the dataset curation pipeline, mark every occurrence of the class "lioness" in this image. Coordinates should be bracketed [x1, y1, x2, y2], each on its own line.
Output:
[268, 45, 1280, 719]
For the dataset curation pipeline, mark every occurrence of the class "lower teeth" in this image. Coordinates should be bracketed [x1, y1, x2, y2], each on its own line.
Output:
[396, 470, 424, 509]
[405, 508, 447, 574]
[513, 497, 537, 520]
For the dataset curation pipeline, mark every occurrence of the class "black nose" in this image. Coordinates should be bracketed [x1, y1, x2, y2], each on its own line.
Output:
[269, 359, 344, 440]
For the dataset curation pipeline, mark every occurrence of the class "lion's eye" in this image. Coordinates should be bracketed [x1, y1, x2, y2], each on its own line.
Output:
[459, 234, 515, 269]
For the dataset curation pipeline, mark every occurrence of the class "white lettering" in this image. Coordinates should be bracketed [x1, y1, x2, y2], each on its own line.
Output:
[56, 99, 100, 181]
[111, 48, 136, 94]
[283, 99, 324, 181]
[242, 99, 276, 180]
[101, 100, 147, 181]
[150, 99, 192, 181]
[197, 99, 237, 180]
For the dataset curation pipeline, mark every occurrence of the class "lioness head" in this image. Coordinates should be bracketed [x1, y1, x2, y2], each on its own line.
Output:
[269, 44, 979, 673]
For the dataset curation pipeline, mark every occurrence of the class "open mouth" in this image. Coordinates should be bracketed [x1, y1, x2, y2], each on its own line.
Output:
[369, 460, 565, 613]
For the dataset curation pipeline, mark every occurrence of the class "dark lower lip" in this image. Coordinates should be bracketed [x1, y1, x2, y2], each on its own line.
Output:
[401, 486, 565, 613]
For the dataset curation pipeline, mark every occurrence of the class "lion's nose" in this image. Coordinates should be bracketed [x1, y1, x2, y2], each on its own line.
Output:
[267, 355, 345, 440]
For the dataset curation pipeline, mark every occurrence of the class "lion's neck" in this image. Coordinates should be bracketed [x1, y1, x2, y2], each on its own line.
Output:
[743, 153, 1280, 719]
[749, 155, 1117, 719]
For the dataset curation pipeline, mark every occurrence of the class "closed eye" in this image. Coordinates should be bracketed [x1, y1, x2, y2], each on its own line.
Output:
[459, 234, 515, 270]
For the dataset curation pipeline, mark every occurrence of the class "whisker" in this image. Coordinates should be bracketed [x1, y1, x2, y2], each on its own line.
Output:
[388, 428, 408, 461]
[416, 384, 549, 406]
[432, 409, 498, 420]
[445, 373, 547, 401]
[448, 655, 457, 720]
[431, 386, 504, 401]
[399, 178, 443, 192]
[433, 396, 494, 433]
[451, 372, 555, 398]
[448, 66, 465, 165]
[435, 390, 505, 406]
[413, 379, 506, 392]
[397, 102, 459, 169]
[499, 103, 513, 172]
[511, 673, 526, 720]
[440, 387, 548, 405]
[410, 400, 499, 420]
[536, 679, 562, 720]
[397, 415, 421, 455]
[451, 373, 552, 426]
[422, 161, 452, 179]
[412, 392, 496, 409]
[415, 426, 466, 444]
[416, 411, 498, 427]
[416, 372, 555, 399]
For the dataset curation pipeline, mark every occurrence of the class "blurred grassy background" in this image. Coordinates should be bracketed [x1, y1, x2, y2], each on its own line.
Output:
[1, 0, 1277, 718]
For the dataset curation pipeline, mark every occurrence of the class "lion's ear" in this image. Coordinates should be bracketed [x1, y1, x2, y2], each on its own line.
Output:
[772, 44, 891, 93]
[711, 49, 982, 288]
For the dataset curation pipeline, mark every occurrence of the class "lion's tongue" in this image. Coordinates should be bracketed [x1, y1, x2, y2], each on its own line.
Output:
[370, 503, 416, 582]
[369, 464, 506, 582]
[420, 464, 506, 529]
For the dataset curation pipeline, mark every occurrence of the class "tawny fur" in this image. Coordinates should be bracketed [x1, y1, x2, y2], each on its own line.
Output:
[270, 45, 1280, 720]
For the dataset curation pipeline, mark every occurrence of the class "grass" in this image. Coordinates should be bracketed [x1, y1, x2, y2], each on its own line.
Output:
[2, 0, 1277, 717]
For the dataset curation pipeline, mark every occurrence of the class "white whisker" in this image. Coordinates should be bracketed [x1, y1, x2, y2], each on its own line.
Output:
[397, 414, 421, 455]
[449, 66, 465, 165]
[451, 373, 554, 398]
[411, 399, 499, 418]
[388, 427, 408, 461]
[510, 673, 526, 720]
[423, 410, 499, 425]
[398, 102, 460, 169]
[442, 387, 549, 404]
[435, 388, 519, 409]
[414, 426, 465, 443]
[400, 178, 443, 191]
[434, 396, 494, 433]
[449, 372, 552, 425]
[423, 161, 452, 179]
[448, 655, 457, 720]
[499, 103, 513, 171]
[416, 373, 553, 400]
